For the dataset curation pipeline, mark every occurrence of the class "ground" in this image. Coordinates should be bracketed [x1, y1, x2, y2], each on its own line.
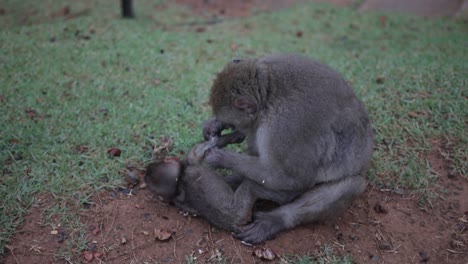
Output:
[5, 148, 468, 263]
[2, 1, 467, 263]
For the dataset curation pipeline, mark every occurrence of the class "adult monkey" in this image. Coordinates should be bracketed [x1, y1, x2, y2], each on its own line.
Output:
[203, 54, 373, 244]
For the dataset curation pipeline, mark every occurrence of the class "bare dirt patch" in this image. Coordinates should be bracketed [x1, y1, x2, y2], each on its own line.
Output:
[5, 170, 467, 263]
[174, 0, 310, 18]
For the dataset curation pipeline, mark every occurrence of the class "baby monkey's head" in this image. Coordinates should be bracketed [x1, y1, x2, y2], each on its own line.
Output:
[145, 157, 181, 201]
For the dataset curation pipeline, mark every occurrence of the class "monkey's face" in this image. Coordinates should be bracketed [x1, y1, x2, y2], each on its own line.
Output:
[214, 105, 255, 132]
[145, 158, 181, 201]
[210, 59, 260, 131]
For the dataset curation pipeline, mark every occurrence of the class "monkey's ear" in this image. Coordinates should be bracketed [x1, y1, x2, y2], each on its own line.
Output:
[234, 96, 257, 114]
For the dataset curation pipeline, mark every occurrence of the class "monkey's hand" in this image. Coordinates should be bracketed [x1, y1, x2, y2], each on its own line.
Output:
[202, 117, 232, 140]
[187, 142, 214, 164]
[203, 147, 231, 168]
[215, 130, 246, 148]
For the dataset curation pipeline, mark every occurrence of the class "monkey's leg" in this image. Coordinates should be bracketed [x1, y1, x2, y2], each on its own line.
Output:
[186, 168, 257, 230]
[224, 172, 244, 189]
[214, 179, 296, 228]
[236, 175, 366, 244]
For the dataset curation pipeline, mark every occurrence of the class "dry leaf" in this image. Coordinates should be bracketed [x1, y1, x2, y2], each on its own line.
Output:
[253, 247, 276, 260]
[107, 147, 122, 157]
[230, 43, 237, 51]
[154, 228, 173, 241]
[83, 250, 94, 262]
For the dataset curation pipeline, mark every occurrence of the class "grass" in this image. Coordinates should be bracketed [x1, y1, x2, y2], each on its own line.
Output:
[1, 0, 467, 261]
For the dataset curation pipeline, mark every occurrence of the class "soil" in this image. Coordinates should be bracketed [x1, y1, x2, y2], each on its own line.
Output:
[3, 1, 468, 263]
[174, 0, 310, 18]
[5, 165, 468, 263]
[5, 140, 468, 263]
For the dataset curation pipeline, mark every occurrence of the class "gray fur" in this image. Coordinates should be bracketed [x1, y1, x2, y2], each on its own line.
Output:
[203, 53, 373, 244]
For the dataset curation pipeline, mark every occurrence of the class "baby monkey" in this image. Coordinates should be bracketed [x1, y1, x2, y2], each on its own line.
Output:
[145, 131, 254, 232]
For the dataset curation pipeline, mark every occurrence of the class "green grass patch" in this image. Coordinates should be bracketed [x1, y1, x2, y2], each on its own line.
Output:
[1, 0, 467, 260]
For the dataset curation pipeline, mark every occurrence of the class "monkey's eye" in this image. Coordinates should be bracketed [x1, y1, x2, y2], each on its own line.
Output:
[232, 58, 242, 63]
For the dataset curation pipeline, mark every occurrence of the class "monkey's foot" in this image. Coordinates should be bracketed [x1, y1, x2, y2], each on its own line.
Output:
[235, 211, 284, 244]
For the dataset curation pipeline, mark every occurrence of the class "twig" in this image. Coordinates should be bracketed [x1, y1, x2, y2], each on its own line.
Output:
[103, 204, 118, 242]
[131, 226, 137, 262]
[230, 236, 245, 264]
[5, 245, 20, 264]
[332, 240, 345, 250]
[208, 226, 215, 247]
[395, 206, 412, 215]
[173, 235, 177, 258]
[446, 248, 466, 254]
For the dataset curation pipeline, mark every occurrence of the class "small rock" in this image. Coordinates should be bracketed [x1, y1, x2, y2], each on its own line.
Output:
[336, 232, 343, 241]
[394, 188, 405, 196]
[375, 76, 385, 84]
[447, 172, 456, 179]
[369, 254, 380, 262]
[450, 239, 465, 249]
[142, 231, 150, 236]
[195, 27, 206, 33]
[51, 230, 58, 235]
[374, 202, 388, 214]
[378, 241, 392, 250]
[419, 251, 429, 262]
[121, 237, 127, 244]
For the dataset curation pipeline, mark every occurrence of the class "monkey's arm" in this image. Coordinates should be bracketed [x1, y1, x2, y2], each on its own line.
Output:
[204, 148, 298, 191]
